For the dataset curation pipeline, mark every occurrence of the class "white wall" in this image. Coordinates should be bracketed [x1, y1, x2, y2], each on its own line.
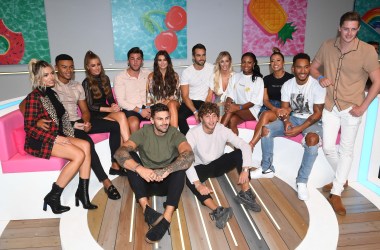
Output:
[0, 0, 354, 101]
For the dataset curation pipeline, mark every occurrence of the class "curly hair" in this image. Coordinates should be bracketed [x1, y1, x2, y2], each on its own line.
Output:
[83, 50, 112, 100]
[198, 102, 220, 118]
[152, 50, 178, 101]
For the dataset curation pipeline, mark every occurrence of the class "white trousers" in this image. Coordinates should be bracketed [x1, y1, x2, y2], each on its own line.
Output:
[322, 106, 362, 196]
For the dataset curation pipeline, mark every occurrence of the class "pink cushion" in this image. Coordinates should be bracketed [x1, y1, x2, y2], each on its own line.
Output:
[140, 121, 151, 128]
[88, 133, 109, 143]
[186, 116, 198, 125]
[244, 121, 257, 130]
[1, 154, 67, 173]
[12, 127, 27, 156]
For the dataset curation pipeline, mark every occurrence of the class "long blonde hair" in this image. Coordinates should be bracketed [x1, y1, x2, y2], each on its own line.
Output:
[213, 51, 232, 94]
[28, 59, 54, 90]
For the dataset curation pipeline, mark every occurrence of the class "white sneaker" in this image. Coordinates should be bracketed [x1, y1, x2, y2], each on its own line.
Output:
[297, 183, 309, 201]
[250, 167, 275, 179]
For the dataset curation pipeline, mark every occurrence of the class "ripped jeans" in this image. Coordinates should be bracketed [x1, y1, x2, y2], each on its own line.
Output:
[260, 116, 323, 183]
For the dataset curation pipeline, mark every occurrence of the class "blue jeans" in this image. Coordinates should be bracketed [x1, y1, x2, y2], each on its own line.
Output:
[261, 116, 323, 183]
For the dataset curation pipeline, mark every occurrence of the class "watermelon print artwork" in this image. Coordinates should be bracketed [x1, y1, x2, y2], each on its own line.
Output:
[243, 0, 308, 56]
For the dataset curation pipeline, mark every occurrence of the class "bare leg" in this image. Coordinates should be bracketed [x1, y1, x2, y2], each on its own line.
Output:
[203, 198, 218, 211]
[51, 137, 91, 187]
[166, 100, 180, 128]
[221, 112, 233, 127]
[128, 116, 141, 133]
[104, 111, 130, 142]
[163, 205, 175, 223]
[249, 111, 277, 149]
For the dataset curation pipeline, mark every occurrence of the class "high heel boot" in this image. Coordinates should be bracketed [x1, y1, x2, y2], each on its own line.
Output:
[43, 182, 70, 214]
[75, 178, 98, 209]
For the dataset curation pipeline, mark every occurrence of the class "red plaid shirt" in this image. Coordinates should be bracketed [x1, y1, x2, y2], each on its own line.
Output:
[24, 89, 62, 159]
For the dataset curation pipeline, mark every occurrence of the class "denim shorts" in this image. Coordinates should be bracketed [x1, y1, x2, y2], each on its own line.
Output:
[259, 99, 281, 117]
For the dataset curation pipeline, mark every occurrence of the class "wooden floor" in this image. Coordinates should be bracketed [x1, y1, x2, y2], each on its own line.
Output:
[88, 170, 309, 250]
[319, 186, 380, 250]
[1, 174, 379, 249]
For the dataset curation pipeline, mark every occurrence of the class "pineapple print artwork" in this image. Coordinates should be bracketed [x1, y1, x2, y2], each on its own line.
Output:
[243, 0, 308, 56]
[248, 0, 296, 44]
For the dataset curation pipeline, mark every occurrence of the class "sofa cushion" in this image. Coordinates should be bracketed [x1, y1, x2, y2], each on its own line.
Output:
[12, 127, 27, 156]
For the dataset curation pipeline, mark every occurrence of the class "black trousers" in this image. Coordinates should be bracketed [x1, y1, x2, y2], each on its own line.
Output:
[178, 100, 204, 135]
[126, 152, 186, 209]
[186, 150, 244, 204]
[73, 118, 120, 182]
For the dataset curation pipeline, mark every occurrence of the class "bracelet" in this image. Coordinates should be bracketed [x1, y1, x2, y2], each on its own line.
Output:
[239, 105, 243, 110]
[317, 75, 324, 82]
[138, 108, 142, 114]
[193, 109, 198, 114]
[243, 167, 249, 172]
[132, 163, 141, 172]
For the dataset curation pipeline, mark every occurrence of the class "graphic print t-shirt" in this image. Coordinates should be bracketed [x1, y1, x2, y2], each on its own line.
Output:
[281, 76, 326, 119]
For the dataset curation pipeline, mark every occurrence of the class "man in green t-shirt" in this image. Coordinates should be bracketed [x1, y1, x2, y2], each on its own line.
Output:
[114, 103, 194, 244]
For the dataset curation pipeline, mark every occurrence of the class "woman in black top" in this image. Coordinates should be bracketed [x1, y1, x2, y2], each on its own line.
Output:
[83, 51, 130, 142]
[249, 48, 293, 149]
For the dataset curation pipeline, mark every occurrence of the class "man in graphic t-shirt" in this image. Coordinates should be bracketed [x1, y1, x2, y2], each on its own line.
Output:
[251, 53, 326, 201]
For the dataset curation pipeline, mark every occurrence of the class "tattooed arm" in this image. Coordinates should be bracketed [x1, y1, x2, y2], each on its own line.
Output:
[114, 140, 138, 169]
[154, 141, 194, 179]
[114, 140, 159, 182]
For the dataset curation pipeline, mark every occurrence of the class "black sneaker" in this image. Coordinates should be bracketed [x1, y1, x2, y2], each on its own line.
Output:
[209, 206, 233, 229]
[145, 217, 170, 243]
[109, 167, 128, 176]
[144, 205, 163, 227]
[235, 189, 261, 212]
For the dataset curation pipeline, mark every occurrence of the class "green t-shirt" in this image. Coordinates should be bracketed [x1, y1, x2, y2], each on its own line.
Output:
[130, 125, 187, 169]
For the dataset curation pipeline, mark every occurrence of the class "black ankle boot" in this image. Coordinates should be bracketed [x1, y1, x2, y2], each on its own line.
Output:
[43, 183, 70, 214]
[75, 178, 98, 209]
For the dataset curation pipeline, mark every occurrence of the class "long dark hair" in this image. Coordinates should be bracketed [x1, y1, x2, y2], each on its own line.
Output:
[152, 50, 178, 100]
[241, 52, 262, 82]
[84, 50, 112, 99]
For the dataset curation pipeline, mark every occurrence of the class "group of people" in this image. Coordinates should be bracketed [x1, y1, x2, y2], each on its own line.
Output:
[22, 11, 380, 243]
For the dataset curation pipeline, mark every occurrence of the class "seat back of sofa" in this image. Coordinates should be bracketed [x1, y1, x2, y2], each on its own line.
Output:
[0, 110, 23, 161]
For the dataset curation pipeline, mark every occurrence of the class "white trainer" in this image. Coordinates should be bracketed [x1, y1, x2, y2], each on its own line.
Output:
[250, 167, 275, 179]
[297, 183, 309, 201]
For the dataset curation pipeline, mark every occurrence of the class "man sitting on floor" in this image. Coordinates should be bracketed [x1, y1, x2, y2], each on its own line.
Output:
[251, 53, 326, 201]
[114, 103, 194, 243]
[186, 102, 261, 229]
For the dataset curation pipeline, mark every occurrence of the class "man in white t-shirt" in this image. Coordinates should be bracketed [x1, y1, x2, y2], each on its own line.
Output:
[251, 53, 326, 201]
[186, 102, 261, 229]
[179, 43, 214, 134]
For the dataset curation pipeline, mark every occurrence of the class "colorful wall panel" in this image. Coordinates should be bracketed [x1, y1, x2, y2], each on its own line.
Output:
[243, 0, 308, 56]
[0, 0, 50, 65]
[354, 0, 380, 43]
[111, 0, 187, 61]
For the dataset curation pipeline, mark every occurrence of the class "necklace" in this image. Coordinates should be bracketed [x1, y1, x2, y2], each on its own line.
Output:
[296, 84, 306, 93]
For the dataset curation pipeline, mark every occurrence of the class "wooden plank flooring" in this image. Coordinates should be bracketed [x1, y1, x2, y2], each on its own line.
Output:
[319, 186, 380, 250]
[1, 178, 379, 249]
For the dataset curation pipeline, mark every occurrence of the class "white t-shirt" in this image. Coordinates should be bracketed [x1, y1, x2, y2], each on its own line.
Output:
[186, 123, 252, 184]
[226, 72, 264, 120]
[181, 62, 214, 101]
[281, 76, 326, 119]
